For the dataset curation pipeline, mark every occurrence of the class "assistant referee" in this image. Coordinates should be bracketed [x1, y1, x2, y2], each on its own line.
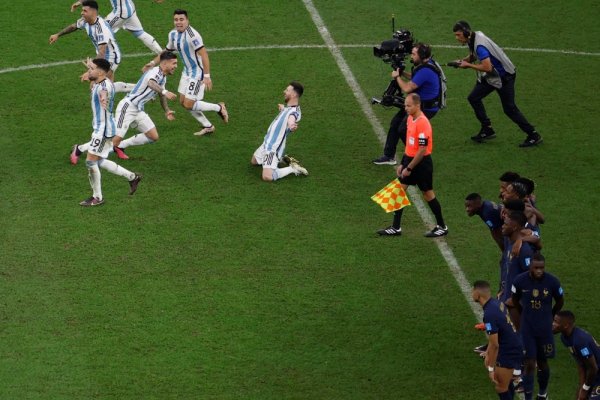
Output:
[377, 93, 448, 238]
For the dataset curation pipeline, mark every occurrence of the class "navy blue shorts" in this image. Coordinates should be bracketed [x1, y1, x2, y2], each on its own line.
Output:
[496, 351, 523, 370]
[521, 328, 555, 360]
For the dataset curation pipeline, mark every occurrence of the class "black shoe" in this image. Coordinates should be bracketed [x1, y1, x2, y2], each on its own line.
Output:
[424, 225, 448, 237]
[471, 127, 496, 142]
[519, 132, 543, 147]
[473, 343, 488, 354]
[377, 226, 402, 236]
[372, 155, 397, 165]
[128, 174, 142, 195]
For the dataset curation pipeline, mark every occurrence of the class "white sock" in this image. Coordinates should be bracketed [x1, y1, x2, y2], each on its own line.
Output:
[192, 101, 220, 113]
[86, 160, 102, 200]
[190, 110, 211, 127]
[78, 143, 90, 153]
[114, 82, 136, 93]
[120, 134, 154, 149]
[137, 32, 163, 54]
[273, 166, 294, 181]
[98, 159, 135, 180]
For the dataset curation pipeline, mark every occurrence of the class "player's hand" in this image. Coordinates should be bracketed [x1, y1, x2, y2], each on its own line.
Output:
[278, 103, 285, 111]
[164, 91, 177, 101]
[49, 34, 59, 44]
[82, 57, 94, 69]
[165, 110, 176, 121]
[488, 370, 498, 384]
[71, 1, 82, 12]
[396, 165, 403, 177]
[80, 71, 90, 82]
[288, 122, 298, 132]
[203, 76, 213, 91]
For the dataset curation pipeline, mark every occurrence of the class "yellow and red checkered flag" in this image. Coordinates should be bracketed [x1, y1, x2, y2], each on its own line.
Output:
[371, 179, 411, 213]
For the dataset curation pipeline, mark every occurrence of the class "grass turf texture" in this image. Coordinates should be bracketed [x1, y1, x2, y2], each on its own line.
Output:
[1, 0, 599, 398]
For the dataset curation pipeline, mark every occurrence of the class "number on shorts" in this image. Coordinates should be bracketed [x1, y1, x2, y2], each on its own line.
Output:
[188, 81, 196, 92]
[264, 152, 275, 166]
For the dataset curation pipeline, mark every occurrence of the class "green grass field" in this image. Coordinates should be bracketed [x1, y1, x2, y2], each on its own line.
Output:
[1, 1, 600, 398]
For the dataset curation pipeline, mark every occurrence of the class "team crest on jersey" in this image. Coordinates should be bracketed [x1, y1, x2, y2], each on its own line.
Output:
[532, 289, 539, 298]
[192, 38, 200, 47]
[525, 257, 531, 266]
[543, 288, 549, 297]
[486, 220, 493, 227]
[98, 35, 104, 41]
[581, 347, 590, 356]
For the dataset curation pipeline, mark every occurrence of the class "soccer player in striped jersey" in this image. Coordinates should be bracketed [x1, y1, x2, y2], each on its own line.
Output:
[112, 51, 178, 157]
[49, 0, 134, 92]
[78, 58, 141, 206]
[71, 0, 162, 54]
[251, 82, 308, 182]
[143, 9, 228, 136]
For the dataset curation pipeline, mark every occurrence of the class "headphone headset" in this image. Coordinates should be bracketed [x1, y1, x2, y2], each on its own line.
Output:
[416, 43, 431, 60]
[455, 20, 471, 39]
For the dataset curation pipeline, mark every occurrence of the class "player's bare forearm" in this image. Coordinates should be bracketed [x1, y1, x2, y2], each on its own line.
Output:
[148, 80, 164, 95]
[96, 44, 107, 60]
[58, 23, 78, 37]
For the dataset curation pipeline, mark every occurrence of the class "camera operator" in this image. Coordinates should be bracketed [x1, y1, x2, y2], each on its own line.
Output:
[373, 43, 441, 165]
[452, 20, 542, 147]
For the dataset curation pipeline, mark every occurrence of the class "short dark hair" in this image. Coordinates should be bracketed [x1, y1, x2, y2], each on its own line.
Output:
[515, 177, 535, 195]
[499, 171, 520, 183]
[503, 199, 525, 212]
[509, 182, 528, 199]
[533, 252, 545, 262]
[82, 0, 99, 10]
[92, 58, 111, 73]
[556, 310, 575, 324]
[289, 81, 304, 97]
[465, 193, 481, 201]
[173, 9, 188, 17]
[160, 51, 177, 61]
[473, 280, 490, 290]
[507, 211, 527, 227]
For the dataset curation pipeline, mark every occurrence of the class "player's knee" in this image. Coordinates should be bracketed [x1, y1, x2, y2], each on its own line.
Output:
[261, 170, 274, 182]
[85, 160, 97, 169]
[182, 98, 195, 110]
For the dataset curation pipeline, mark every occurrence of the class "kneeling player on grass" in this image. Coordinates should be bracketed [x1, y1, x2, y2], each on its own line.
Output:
[251, 81, 308, 182]
[78, 59, 141, 206]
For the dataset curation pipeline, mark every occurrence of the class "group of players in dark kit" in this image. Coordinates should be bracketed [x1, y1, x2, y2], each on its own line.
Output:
[467, 173, 599, 400]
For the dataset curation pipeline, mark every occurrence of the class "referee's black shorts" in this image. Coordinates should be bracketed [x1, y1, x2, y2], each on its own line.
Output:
[398, 155, 433, 192]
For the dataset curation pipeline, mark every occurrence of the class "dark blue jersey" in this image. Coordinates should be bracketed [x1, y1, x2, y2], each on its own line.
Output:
[500, 238, 533, 303]
[511, 271, 563, 333]
[412, 64, 440, 111]
[476, 45, 508, 76]
[561, 327, 600, 381]
[477, 200, 502, 230]
[483, 298, 523, 358]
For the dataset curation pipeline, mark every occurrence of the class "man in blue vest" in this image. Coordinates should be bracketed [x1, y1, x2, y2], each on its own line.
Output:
[452, 21, 542, 147]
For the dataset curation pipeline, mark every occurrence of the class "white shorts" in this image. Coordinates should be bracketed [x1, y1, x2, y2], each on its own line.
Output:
[178, 74, 205, 101]
[253, 144, 280, 170]
[88, 132, 113, 159]
[109, 61, 119, 72]
[115, 101, 155, 138]
[105, 11, 144, 33]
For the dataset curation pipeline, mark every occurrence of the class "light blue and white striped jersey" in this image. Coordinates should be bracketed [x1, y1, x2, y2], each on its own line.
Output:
[109, 0, 136, 18]
[165, 26, 204, 79]
[91, 79, 116, 138]
[76, 16, 121, 65]
[263, 105, 302, 157]
[124, 66, 166, 111]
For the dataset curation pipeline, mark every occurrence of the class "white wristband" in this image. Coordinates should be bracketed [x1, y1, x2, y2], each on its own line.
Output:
[204, 74, 211, 78]
[149, 60, 156, 66]
[487, 366, 494, 372]
[583, 383, 591, 391]
[161, 89, 168, 96]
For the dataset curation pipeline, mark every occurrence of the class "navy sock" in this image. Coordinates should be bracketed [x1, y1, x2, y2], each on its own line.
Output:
[508, 381, 515, 397]
[522, 372, 534, 400]
[537, 367, 550, 395]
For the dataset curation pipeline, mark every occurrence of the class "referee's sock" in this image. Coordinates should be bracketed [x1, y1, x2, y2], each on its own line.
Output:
[392, 209, 403, 229]
[427, 197, 445, 227]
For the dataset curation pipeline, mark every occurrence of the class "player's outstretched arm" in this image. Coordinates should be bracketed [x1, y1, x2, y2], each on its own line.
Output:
[197, 47, 212, 90]
[286, 115, 298, 132]
[49, 23, 78, 44]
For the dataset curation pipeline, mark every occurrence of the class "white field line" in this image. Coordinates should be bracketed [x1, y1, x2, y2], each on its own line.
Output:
[2, 43, 599, 75]
[302, 0, 483, 321]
